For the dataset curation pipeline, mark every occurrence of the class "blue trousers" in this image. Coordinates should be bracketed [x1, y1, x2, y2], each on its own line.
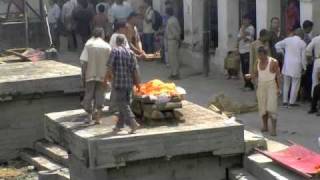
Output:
[143, 33, 155, 54]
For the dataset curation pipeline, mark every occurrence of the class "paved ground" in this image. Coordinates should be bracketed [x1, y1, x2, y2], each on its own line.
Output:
[60, 50, 320, 153]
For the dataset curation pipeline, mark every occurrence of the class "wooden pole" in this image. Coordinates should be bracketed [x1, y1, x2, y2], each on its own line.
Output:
[24, 0, 29, 47]
[203, 0, 210, 77]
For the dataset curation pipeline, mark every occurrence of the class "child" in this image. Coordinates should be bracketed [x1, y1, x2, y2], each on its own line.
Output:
[224, 50, 240, 79]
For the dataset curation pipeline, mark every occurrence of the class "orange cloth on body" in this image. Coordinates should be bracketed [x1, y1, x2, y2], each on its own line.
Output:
[135, 79, 177, 96]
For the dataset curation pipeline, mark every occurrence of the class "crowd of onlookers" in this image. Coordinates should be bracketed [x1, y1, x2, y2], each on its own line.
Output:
[224, 13, 320, 115]
[48, 0, 182, 79]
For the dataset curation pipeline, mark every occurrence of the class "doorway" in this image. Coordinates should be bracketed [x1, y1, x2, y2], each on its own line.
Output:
[281, 0, 300, 35]
[239, 0, 256, 30]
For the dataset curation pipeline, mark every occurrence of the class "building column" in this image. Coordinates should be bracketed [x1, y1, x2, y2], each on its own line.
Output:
[300, 0, 320, 35]
[215, 0, 239, 71]
[256, 0, 281, 37]
[300, 0, 313, 23]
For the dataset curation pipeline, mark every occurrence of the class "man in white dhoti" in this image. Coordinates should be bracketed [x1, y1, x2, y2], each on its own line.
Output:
[254, 47, 281, 136]
[275, 29, 307, 107]
[165, 7, 181, 80]
[306, 35, 320, 96]
[306, 35, 320, 113]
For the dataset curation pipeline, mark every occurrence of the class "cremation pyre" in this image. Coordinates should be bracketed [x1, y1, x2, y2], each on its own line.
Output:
[132, 80, 185, 124]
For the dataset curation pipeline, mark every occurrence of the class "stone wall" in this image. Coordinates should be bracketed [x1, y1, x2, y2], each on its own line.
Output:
[0, 22, 48, 49]
[0, 94, 81, 162]
[70, 153, 242, 180]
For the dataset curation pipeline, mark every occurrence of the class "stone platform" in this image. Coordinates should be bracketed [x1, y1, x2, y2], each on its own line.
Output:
[0, 61, 82, 161]
[45, 101, 245, 180]
[0, 60, 81, 97]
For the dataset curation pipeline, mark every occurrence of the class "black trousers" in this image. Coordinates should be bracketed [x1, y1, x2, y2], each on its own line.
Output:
[240, 53, 254, 90]
[311, 84, 320, 111]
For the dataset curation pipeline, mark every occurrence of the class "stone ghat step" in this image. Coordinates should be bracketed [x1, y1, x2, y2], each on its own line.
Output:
[35, 140, 69, 167]
[20, 149, 70, 180]
[229, 168, 257, 180]
[244, 153, 311, 180]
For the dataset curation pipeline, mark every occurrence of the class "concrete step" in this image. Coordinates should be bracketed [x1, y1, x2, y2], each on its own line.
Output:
[244, 130, 267, 154]
[244, 153, 308, 180]
[35, 140, 69, 167]
[229, 168, 258, 180]
[20, 149, 70, 180]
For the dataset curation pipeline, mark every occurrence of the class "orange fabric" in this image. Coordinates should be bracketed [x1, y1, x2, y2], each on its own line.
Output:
[135, 79, 177, 96]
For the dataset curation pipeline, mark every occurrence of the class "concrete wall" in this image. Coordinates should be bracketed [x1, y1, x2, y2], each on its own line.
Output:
[70, 153, 242, 180]
[0, 94, 80, 162]
[0, 22, 47, 49]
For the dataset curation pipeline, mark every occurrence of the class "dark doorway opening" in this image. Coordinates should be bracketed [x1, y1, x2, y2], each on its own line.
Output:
[209, 0, 218, 49]
[281, 0, 300, 35]
[239, 0, 257, 31]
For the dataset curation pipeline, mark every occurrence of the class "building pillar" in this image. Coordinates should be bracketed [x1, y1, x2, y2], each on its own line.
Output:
[300, 0, 320, 35]
[300, 0, 313, 23]
[215, 0, 239, 71]
[256, 0, 281, 37]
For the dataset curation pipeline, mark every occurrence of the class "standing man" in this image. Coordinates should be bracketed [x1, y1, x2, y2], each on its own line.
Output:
[93, 4, 109, 37]
[109, 0, 133, 23]
[301, 20, 314, 101]
[238, 15, 255, 91]
[254, 47, 281, 136]
[275, 29, 307, 107]
[80, 28, 112, 124]
[106, 35, 140, 134]
[73, 0, 94, 49]
[61, 0, 77, 51]
[127, 12, 145, 58]
[269, 17, 285, 69]
[165, 7, 181, 80]
[306, 34, 320, 107]
[109, 22, 130, 49]
[47, 0, 61, 50]
[250, 29, 270, 75]
[142, 0, 155, 54]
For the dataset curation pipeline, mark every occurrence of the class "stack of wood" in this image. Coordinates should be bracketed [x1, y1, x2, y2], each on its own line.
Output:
[144, 52, 161, 61]
[132, 95, 184, 124]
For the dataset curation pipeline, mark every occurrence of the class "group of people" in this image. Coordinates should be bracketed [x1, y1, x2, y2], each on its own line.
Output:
[225, 14, 320, 136]
[48, 0, 182, 79]
[72, 0, 182, 133]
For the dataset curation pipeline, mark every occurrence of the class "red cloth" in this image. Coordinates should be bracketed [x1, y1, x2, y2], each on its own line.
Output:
[262, 145, 320, 176]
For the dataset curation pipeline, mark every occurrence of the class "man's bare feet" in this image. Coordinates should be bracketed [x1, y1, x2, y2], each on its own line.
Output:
[270, 119, 277, 136]
[129, 122, 141, 134]
[112, 127, 121, 134]
[93, 110, 102, 125]
[84, 114, 93, 124]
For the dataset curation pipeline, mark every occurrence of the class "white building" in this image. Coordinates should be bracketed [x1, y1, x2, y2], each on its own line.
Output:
[152, 0, 320, 74]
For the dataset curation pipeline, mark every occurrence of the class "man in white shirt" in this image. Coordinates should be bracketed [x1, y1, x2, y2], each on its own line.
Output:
[275, 29, 307, 107]
[96, 0, 110, 16]
[48, 0, 61, 50]
[80, 28, 112, 124]
[142, 0, 155, 54]
[165, 7, 181, 80]
[109, 22, 130, 49]
[306, 35, 320, 98]
[61, 0, 77, 50]
[238, 15, 255, 91]
[109, 0, 133, 23]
